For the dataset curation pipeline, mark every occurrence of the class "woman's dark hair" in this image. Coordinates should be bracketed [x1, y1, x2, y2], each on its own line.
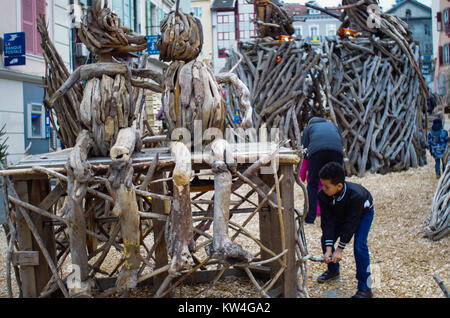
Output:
[319, 162, 345, 185]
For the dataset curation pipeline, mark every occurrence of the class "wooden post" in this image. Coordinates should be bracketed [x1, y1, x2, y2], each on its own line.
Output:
[149, 170, 169, 291]
[279, 164, 296, 298]
[65, 129, 93, 296]
[29, 179, 56, 296]
[259, 174, 282, 279]
[14, 180, 37, 298]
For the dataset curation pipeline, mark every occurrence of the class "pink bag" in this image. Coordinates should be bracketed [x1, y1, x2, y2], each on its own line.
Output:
[299, 159, 321, 215]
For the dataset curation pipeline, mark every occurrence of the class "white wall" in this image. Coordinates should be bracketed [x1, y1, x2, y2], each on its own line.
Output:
[51, 0, 71, 68]
[0, 78, 25, 165]
[432, 0, 439, 68]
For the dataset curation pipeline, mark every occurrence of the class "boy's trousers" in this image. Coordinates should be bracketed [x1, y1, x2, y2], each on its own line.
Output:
[320, 208, 374, 290]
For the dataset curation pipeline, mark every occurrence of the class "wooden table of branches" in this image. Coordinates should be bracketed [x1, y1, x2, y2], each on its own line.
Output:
[0, 142, 315, 298]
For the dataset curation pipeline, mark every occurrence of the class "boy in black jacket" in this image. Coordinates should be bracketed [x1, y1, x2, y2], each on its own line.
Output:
[317, 162, 375, 298]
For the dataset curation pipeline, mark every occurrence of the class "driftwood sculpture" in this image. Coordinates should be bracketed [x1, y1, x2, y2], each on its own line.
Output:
[224, 40, 325, 149]
[426, 160, 450, 240]
[2, 2, 310, 299]
[253, 0, 295, 39]
[42, 1, 161, 294]
[229, 0, 428, 176]
[156, 8, 254, 295]
[321, 0, 428, 176]
[38, 17, 83, 148]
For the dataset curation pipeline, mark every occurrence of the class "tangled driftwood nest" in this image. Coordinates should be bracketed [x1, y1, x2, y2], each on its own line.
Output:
[320, 0, 429, 177]
[224, 40, 325, 149]
[227, 0, 429, 176]
[426, 159, 450, 240]
[323, 36, 428, 177]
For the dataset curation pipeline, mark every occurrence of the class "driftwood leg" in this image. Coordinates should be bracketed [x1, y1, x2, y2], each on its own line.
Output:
[205, 139, 253, 264]
[65, 130, 93, 297]
[155, 142, 193, 298]
[109, 128, 141, 288]
[167, 143, 194, 270]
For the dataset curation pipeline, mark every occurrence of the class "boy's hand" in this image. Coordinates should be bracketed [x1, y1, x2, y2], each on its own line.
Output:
[332, 248, 343, 263]
[324, 247, 333, 264]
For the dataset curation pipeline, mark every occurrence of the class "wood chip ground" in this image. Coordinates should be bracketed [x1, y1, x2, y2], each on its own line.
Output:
[0, 153, 448, 298]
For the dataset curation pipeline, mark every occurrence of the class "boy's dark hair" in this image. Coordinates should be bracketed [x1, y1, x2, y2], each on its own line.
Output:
[319, 162, 345, 185]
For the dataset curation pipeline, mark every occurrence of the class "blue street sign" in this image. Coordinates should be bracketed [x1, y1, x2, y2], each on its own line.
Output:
[146, 35, 161, 55]
[4, 55, 26, 66]
[3, 32, 26, 56]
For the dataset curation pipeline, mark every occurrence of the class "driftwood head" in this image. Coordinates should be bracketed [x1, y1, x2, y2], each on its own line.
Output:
[78, 0, 147, 57]
[157, 10, 203, 62]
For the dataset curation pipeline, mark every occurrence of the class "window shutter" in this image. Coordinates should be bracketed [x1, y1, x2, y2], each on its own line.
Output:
[145, 0, 151, 35]
[22, 0, 46, 56]
[22, 0, 34, 54]
[439, 46, 444, 66]
[446, 9, 450, 35]
[437, 12, 442, 32]
[35, 0, 46, 56]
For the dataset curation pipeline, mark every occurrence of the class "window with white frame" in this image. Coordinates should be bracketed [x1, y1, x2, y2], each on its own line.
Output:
[192, 7, 202, 18]
[444, 44, 450, 65]
[238, 13, 256, 41]
[326, 24, 337, 36]
[310, 25, 319, 37]
[293, 22, 303, 37]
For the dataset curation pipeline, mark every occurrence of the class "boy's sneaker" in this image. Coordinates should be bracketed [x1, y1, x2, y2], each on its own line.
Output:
[351, 289, 373, 298]
[304, 215, 316, 225]
[317, 270, 340, 283]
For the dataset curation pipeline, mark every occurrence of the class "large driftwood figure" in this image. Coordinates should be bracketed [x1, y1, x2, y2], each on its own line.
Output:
[46, 1, 160, 295]
[155, 9, 253, 294]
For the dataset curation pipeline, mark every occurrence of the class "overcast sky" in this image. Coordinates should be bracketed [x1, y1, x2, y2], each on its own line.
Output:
[283, 0, 432, 11]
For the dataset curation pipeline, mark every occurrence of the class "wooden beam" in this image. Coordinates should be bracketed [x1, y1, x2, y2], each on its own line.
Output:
[279, 164, 296, 298]
[14, 180, 37, 298]
[12, 251, 39, 267]
[149, 170, 169, 292]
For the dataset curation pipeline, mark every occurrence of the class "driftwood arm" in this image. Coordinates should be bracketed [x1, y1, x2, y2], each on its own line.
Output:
[216, 72, 253, 129]
[48, 63, 130, 106]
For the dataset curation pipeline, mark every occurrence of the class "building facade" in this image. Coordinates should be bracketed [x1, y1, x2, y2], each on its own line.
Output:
[191, 0, 213, 64]
[0, 0, 72, 165]
[386, 0, 433, 81]
[284, 1, 341, 46]
[211, 0, 255, 73]
[432, 0, 450, 99]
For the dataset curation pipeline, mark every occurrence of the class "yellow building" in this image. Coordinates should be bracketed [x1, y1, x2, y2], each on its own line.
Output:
[191, 0, 213, 65]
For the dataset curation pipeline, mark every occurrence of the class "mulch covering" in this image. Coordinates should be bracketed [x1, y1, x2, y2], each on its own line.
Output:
[0, 154, 448, 298]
